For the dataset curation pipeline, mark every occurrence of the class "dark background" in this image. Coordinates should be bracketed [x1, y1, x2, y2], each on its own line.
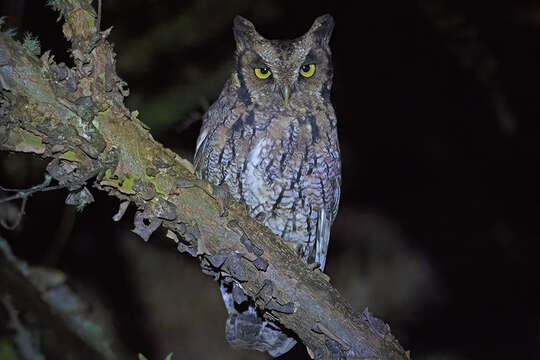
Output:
[1, 0, 539, 359]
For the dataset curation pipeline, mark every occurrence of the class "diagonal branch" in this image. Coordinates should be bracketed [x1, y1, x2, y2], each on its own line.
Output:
[0, 1, 409, 359]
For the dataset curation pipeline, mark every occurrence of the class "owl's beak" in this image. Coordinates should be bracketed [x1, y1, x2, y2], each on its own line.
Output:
[280, 86, 290, 106]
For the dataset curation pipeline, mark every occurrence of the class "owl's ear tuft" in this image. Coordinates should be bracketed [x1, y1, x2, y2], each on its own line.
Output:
[307, 14, 334, 47]
[233, 16, 258, 52]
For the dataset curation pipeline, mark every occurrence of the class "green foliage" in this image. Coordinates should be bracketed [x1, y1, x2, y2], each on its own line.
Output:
[0, 338, 18, 360]
[138, 353, 173, 360]
[46, 0, 61, 12]
[23, 32, 41, 55]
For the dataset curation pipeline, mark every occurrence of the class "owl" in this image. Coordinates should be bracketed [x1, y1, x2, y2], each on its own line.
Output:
[194, 14, 341, 357]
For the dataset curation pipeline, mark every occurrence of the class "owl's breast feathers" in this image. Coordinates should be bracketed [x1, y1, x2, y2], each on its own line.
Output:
[195, 81, 341, 268]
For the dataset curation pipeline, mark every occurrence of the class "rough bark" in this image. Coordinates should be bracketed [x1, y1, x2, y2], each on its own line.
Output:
[0, 1, 410, 359]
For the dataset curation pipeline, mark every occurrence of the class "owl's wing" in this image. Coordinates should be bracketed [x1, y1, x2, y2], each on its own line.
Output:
[316, 171, 341, 271]
[194, 111, 215, 178]
[330, 173, 341, 222]
[193, 127, 208, 169]
[194, 97, 227, 176]
[315, 207, 330, 270]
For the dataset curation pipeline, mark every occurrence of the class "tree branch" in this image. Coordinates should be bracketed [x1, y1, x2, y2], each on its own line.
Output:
[0, 237, 117, 360]
[0, 1, 410, 359]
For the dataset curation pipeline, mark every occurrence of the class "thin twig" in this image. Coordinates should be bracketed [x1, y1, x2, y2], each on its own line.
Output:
[0, 295, 46, 360]
[0, 175, 61, 204]
[0, 175, 64, 229]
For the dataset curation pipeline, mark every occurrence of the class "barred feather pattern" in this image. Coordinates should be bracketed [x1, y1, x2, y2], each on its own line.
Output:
[194, 76, 341, 269]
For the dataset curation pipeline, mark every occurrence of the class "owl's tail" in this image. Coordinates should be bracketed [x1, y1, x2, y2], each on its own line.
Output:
[220, 280, 297, 357]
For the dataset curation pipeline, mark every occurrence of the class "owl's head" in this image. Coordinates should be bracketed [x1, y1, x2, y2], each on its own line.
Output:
[232, 15, 334, 107]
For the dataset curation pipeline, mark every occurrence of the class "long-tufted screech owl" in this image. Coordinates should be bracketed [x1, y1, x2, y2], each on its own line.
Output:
[194, 14, 341, 357]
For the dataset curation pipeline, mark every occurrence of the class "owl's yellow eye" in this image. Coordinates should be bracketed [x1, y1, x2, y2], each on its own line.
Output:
[254, 67, 272, 79]
[300, 64, 316, 78]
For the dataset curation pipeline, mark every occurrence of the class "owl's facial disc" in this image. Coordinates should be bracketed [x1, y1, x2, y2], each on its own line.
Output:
[233, 15, 334, 107]
[253, 65, 291, 105]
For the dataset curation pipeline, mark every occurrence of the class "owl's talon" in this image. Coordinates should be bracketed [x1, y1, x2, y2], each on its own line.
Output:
[175, 177, 199, 188]
[177, 177, 230, 216]
[213, 183, 231, 217]
[316, 269, 331, 282]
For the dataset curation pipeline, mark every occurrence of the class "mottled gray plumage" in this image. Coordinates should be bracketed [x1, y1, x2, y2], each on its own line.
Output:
[194, 14, 341, 357]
